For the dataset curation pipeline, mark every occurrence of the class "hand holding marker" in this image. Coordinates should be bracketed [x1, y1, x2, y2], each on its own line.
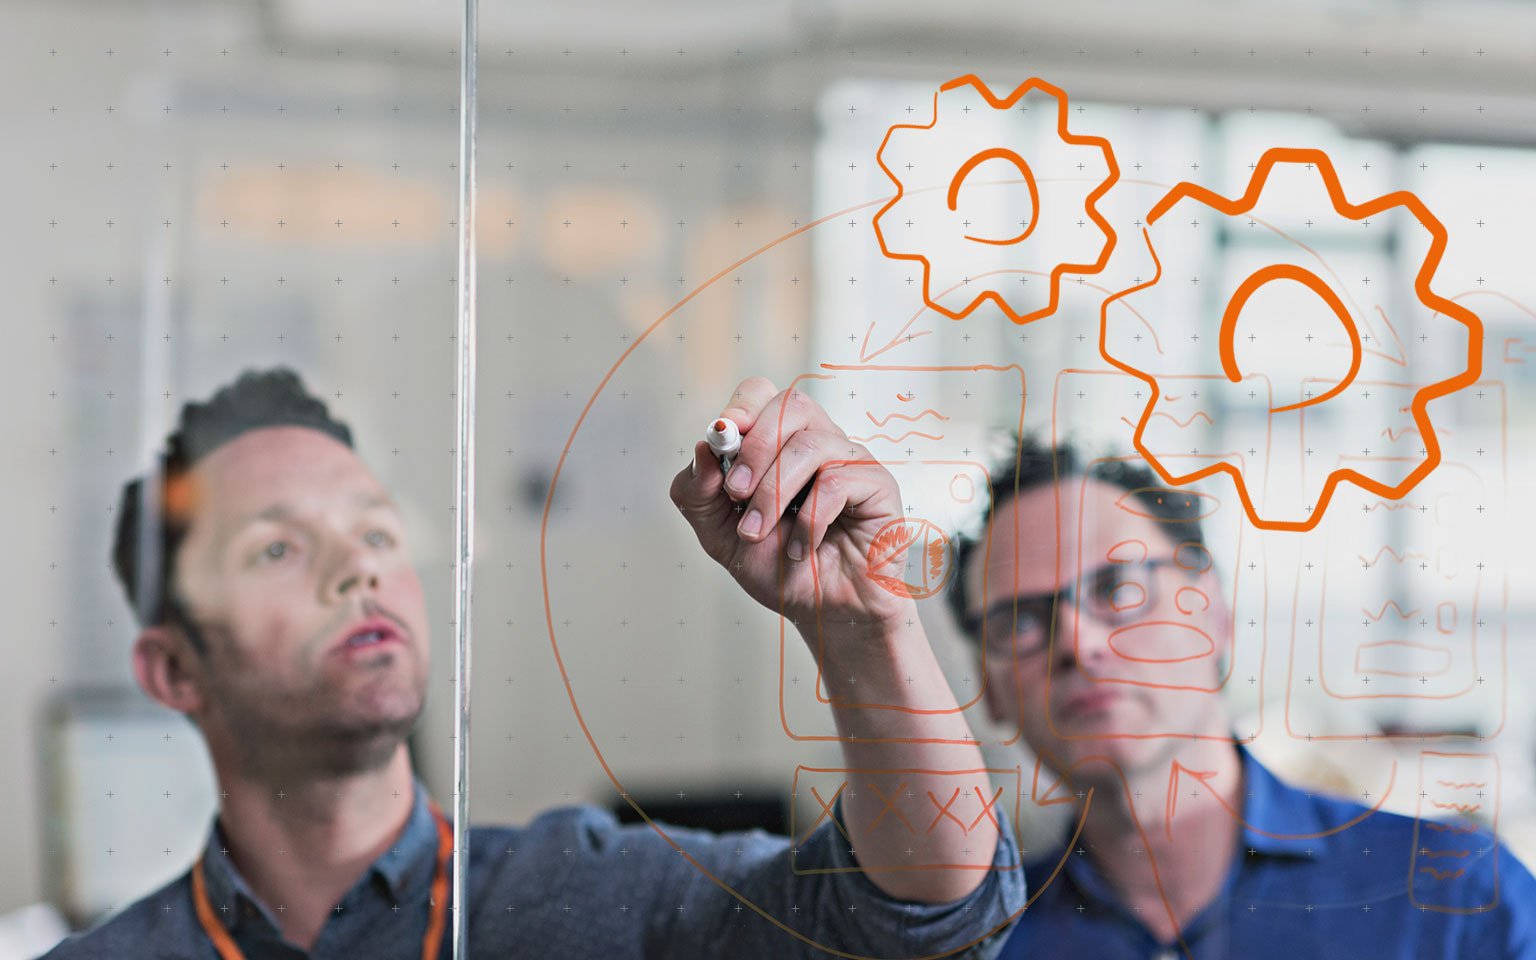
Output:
[704, 415, 814, 515]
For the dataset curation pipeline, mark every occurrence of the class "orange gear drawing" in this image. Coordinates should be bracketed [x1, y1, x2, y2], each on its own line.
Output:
[1099, 146, 1483, 533]
[872, 74, 1119, 325]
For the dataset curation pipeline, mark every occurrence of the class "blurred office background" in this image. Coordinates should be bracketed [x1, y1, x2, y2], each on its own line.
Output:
[3, 0, 1535, 955]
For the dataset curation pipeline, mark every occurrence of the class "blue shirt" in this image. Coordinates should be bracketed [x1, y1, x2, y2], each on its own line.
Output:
[999, 746, 1536, 959]
[42, 778, 1025, 958]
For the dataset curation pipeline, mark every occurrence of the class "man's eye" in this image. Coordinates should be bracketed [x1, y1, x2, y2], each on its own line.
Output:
[260, 541, 290, 562]
[1007, 607, 1048, 636]
[1106, 580, 1147, 611]
[365, 528, 396, 548]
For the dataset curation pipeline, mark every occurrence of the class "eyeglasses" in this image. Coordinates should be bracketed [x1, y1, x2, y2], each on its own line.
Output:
[966, 557, 1198, 659]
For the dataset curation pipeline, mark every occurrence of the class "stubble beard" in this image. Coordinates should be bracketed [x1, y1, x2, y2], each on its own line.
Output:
[213, 653, 428, 782]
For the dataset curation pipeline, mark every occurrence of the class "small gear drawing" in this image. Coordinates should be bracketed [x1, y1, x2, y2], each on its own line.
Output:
[1099, 146, 1484, 532]
[872, 74, 1119, 325]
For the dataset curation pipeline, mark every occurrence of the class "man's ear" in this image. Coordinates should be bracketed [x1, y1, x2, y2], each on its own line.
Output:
[132, 625, 208, 717]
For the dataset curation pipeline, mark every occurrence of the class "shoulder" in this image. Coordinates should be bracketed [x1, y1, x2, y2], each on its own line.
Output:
[468, 804, 684, 877]
[470, 804, 787, 864]
[1264, 763, 1531, 913]
[469, 803, 631, 854]
[1245, 757, 1536, 955]
[38, 872, 201, 960]
[472, 803, 787, 847]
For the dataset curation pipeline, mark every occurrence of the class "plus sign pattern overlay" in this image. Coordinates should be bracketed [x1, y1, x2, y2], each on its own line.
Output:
[10, 6, 1536, 958]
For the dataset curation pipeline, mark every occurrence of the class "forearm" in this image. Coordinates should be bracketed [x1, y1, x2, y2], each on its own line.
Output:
[809, 603, 1001, 903]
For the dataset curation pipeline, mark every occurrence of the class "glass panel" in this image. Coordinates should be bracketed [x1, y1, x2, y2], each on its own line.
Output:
[9, 3, 1536, 959]
[7, 2, 462, 951]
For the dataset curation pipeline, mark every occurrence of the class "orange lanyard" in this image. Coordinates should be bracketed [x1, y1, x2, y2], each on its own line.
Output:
[191, 800, 454, 960]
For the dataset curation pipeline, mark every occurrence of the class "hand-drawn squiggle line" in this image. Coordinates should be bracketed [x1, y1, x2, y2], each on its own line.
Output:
[1422, 822, 1480, 834]
[1357, 546, 1429, 566]
[1363, 600, 1420, 622]
[866, 409, 950, 427]
[847, 430, 945, 444]
[1118, 410, 1216, 430]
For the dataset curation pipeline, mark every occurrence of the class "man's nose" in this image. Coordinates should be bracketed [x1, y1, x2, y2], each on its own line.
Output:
[336, 569, 380, 596]
[1051, 601, 1113, 670]
[327, 544, 382, 600]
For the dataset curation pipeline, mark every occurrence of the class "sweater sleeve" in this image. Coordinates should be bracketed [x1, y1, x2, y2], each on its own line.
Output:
[640, 793, 1026, 959]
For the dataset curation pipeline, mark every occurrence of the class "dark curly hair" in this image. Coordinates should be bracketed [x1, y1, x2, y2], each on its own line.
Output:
[945, 431, 1210, 641]
[110, 368, 353, 653]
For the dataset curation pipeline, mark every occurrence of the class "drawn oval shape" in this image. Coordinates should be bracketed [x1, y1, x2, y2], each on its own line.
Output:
[1107, 621, 1215, 664]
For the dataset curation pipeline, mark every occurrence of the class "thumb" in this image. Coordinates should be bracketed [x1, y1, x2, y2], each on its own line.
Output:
[670, 440, 729, 515]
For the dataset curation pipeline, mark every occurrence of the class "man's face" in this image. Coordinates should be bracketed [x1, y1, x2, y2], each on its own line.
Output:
[169, 426, 430, 773]
[968, 477, 1230, 782]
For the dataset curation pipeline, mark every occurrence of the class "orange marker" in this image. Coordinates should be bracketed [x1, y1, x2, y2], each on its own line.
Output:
[705, 418, 742, 474]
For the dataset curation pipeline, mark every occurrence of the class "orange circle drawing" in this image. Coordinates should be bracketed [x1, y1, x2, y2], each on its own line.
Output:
[1219, 263, 1362, 414]
[949, 472, 976, 503]
[865, 517, 954, 599]
[947, 147, 1040, 246]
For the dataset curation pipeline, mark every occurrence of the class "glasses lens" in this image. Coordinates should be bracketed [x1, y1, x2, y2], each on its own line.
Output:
[979, 559, 1193, 655]
[982, 597, 1051, 657]
[1084, 563, 1151, 620]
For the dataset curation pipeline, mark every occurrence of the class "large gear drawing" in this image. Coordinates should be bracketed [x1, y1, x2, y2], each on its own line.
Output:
[1099, 146, 1483, 533]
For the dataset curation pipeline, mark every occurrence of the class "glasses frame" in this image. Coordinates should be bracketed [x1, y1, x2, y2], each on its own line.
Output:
[966, 556, 1203, 660]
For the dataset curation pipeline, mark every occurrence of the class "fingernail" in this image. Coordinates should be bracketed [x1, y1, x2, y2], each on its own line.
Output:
[727, 464, 751, 493]
[739, 509, 762, 538]
[787, 539, 804, 561]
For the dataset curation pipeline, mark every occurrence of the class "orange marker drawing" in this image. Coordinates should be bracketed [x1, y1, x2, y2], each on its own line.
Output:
[1100, 146, 1484, 532]
[872, 74, 1119, 327]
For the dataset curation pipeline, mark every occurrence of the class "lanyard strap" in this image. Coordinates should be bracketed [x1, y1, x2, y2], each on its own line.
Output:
[191, 799, 454, 960]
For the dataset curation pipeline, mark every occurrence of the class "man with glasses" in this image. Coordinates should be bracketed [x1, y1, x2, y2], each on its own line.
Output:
[946, 433, 1536, 959]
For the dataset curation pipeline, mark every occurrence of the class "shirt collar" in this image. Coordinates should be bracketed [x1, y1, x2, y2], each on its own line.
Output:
[1048, 746, 1330, 900]
[199, 777, 442, 932]
[1030, 745, 1336, 945]
[375, 777, 444, 896]
[199, 819, 274, 934]
[1235, 743, 1339, 859]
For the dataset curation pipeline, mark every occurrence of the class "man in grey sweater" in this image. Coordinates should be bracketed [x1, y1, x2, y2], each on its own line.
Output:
[42, 368, 1024, 959]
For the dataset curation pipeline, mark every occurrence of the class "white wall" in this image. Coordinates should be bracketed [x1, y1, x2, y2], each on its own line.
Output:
[3, 0, 1533, 920]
